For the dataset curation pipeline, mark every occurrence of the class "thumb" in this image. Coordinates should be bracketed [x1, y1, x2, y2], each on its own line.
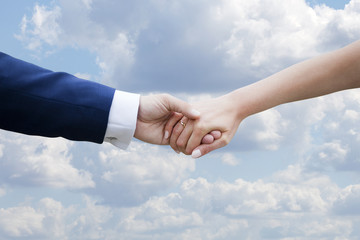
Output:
[191, 138, 228, 158]
[164, 94, 200, 119]
[201, 131, 222, 144]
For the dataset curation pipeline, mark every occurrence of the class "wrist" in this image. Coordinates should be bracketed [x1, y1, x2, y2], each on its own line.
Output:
[225, 88, 255, 121]
[228, 78, 282, 119]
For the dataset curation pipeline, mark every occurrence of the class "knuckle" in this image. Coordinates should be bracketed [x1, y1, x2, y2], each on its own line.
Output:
[220, 137, 230, 146]
[172, 126, 182, 135]
[202, 134, 214, 144]
[161, 93, 172, 103]
[158, 93, 170, 106]
[170, 136, 177, 147]
[185, 145, 195, 155]
[170, 145, 176, 152]
[160, 93, 170, 99]
[193, 124, 206, 136]
[184, 149, 192, 155]
[176, 139, 186, 149]
[196, 122, 206, 131]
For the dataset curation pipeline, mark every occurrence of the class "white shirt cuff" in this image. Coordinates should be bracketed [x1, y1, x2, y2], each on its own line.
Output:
[104, 90, 140, 149]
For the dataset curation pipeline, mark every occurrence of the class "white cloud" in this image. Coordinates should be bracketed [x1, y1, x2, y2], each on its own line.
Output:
[227, 101, 311, 152]
[252, 109, 287, 151]
[0, 131, 195, 206]
[74, 72, 92, 80]
[301, 90, 360, 172]
[70, 195, 114, 238]
[333, 184, 360, 215]
[0, 131, 95, 189]
[17, 4, 62, 51]
[217, 0, 320, 66]
[0, 144, 3, 158]
[92, 142, 195, 206]
[101, 166, 354, 239]
[221, 153, 239, 166]
[215, 0, 360, 79]
[17, 0, 360, 92]
[17, 1, 136, 84]
[0, 206, 44, 237]
[0, 198, 69, 239]
[308, 141, 349, 171]
[0, 173, 357, 239]
[0, 187, 5, 198]
[179, 175, 330, 215]
[117, 194, 203, 233]
[81, 0, 93, 10]
[7, 0, 360, 238]
[344, 109, 360, 121]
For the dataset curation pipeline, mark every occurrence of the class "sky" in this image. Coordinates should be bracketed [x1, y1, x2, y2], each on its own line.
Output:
[1, 0, 360, 239]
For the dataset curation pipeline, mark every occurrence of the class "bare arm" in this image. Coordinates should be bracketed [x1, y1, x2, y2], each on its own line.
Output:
[236, 39, 360, 118]
[170, 40, 360, 158]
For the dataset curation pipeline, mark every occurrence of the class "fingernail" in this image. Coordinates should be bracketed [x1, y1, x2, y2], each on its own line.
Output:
[176, 150, 180, 154]
[192, 149, 202, 158]
[164, 131, 169, 139]
[191, 109, 201, 117]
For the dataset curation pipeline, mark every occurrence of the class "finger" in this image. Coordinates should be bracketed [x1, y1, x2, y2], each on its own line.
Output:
[201, 130, 222, 144]
[164, 112, 183, 141]
[201, 134, 214, 144]
[169, 117, 188, 153]
[162, 94, 200, 119]
[191, 138, 228, 158]
[176, 120, 194, 155]
[184, 127, 207, 155]
[210, 130, 222, 140]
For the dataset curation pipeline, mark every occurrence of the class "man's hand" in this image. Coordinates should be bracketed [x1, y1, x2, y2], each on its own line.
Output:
[134, 94, 201, 145]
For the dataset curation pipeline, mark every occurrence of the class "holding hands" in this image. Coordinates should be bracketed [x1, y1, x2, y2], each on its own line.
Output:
[135, 40, 360, 158]
[133, 94, 200, 145]
[3, 40, 359, 154]
[167, 93, 243, 158]
[133, 94, 223, 149]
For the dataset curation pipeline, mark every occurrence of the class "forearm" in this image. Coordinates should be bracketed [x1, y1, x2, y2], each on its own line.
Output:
[0, 52, 115, 143]
[230, 40, 360, 118]
[175, 40, 360, 158]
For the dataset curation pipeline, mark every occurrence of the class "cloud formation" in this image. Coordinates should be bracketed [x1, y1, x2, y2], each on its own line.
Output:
[2, 0, 360, 239]
[90, 142, 195, 206]
[0, 132, 94, 189]
[17, 0, 360, 92]
[0, 166, 358, 239]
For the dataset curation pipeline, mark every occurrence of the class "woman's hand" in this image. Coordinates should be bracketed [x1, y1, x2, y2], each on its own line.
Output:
[169, 92, 243, 158]
[133, 94, 220, 149]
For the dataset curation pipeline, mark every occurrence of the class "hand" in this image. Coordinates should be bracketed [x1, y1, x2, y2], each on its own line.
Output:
[133, 94, 201, 145]
[169, 93, 243, 158]
[167, 120, 222, 153]
[134, 93, 221, 149]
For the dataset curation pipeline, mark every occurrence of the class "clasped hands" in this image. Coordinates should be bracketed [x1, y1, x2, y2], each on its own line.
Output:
[132, 40, 360, 156]
[134, 93, 242, 158]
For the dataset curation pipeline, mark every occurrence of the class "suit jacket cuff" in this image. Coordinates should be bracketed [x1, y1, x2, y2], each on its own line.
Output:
[104, 90, 140, 149]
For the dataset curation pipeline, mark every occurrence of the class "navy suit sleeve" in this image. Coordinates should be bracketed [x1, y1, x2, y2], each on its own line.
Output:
[0, 52, 115, 143]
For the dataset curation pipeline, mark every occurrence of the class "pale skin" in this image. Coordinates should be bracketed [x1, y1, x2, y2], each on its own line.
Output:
[133, 93, 221, 146]
[168, 39, 360, 158]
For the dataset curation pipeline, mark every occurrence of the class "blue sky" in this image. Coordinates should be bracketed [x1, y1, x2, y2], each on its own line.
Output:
[2, 0, 360, 239]
[308, 0, 350, 9]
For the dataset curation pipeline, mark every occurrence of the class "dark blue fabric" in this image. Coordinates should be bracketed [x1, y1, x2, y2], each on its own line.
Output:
[0, 52, 115, 143]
